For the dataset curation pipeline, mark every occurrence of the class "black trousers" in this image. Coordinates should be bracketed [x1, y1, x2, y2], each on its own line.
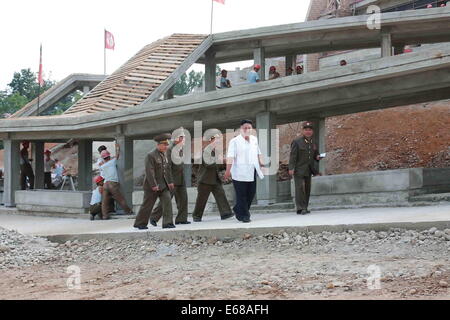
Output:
[44, 172, 53, 189]
[232, 172, 257, 220]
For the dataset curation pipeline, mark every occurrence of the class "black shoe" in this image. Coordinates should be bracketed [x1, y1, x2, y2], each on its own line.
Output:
[221, 213, 234, 220]
[241, 218, 251, 223]
[297, 210, 303, 215]
[162, 224, 176, 229]
[175, 221, 191, 225]
[193, 218, 202, 222]
[305, 209, 311, 214]
[134, 225, 148, 230]
[90, 214, 95, 221]
[150, 219, 157, 227]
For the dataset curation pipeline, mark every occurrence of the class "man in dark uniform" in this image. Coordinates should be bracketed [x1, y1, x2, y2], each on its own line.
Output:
[133, 133, 175, 229]
[192, 134, 234, 222]
[20, 141, 34, 190]
[288, 121, 321, 215]
[151, 128, 190, 226]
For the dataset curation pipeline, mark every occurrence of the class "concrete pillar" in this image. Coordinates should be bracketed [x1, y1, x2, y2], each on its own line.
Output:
[116, 136, 134, 208]
[83, 86, 90, 95]
[311, 118, 326, 175]
[205, 49, 216, 92]
[77, 140, 93, 191]
[285, 54, 296, 75]
[184, 164, 192, 187]
[164, 86, 174, 100]
[3, 140, 20, 207]
[33, 141, 45, 189]
[256, 111, 278, 205]
[253, 47, 266, 81]
[381, 31, 393, 57]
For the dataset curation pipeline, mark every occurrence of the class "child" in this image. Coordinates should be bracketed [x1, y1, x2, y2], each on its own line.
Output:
[90, 176, 104, 220]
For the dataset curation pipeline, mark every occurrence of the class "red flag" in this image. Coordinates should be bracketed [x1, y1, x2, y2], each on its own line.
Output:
[105, 30, 115, 50]
[38, 44, 44, 86]
[214, 0, 225, 3]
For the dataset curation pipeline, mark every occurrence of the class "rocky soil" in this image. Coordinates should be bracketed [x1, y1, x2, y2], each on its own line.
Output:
[0, 226, 449, 299]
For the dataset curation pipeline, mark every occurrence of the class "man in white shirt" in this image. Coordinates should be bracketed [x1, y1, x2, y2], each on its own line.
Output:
[44, 149, 55, 189]
[98, 143, 133, 219]
[224, 120, 265, 223]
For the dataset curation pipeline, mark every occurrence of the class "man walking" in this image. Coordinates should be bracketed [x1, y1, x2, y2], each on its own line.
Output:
[288, 121, 321, 215]
[134, 133, 176, 230]
[19, 141, 34, 190]
[192, 134, 233, 222]
[224, 120, 265, 223]
[98, 142, 133, 219]
[151, 129, 190, 226]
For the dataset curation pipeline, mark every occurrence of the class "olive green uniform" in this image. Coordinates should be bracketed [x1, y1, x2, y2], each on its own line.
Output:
[151, 144, 189, 223]
[133, 148, 174, 228]
[288, 136, 320, 211]
[192, 153, 232, 220]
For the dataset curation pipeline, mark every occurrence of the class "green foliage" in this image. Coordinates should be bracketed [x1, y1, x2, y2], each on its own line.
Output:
[173, 70, 204, 96]
[42, 90, 83, 116]
[0, 91, 28, 116]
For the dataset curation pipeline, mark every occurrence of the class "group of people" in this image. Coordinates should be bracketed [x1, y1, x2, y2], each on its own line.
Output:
[217, 63, 305, 89]
[131, 119, 321, 230]
[19, 141, 65, 190]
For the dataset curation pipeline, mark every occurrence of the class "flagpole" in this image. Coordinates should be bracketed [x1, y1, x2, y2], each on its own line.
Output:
[210, 0, 214, 34]
[104, 29, 106, 75]
[37, 44, 41, 116]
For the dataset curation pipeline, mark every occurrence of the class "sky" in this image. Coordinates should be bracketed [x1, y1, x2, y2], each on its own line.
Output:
[0, 0, 309, 90]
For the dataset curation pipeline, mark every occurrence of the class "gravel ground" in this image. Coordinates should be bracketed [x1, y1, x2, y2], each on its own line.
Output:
[0, 226, 449, 299]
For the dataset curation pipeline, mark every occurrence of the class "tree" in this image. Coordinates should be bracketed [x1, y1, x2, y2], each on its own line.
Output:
[173, 70, 204, 96]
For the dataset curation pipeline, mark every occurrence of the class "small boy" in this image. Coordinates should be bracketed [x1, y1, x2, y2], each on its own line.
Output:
[90, 176, 104, 220]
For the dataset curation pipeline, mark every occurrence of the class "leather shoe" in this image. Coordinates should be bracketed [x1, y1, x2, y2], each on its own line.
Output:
[296, 210, 303, 215]
[193, 218, 202, 222]
[150, 219, 157, 227]
[135, 226, 148, 230]
[221, 213, 234, 220]
[241, 218, 251, 223]
[162, 224, 176, 229]
[175, 221, 191, 225]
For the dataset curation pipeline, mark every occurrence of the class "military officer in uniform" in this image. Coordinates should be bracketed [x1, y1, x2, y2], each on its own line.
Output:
[150, 128, 190, 226]
[288, 121, 321, 215]
[192, 134, 234, 222]
[133, 133, 176, 229]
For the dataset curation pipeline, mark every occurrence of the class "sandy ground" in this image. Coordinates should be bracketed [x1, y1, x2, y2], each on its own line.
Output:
[1, 228, 449, 300]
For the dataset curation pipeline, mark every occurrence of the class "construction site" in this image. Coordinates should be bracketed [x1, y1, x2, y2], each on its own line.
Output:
[0, 0, 449, 301]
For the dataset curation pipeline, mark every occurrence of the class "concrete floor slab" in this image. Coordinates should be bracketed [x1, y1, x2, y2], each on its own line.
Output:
[0, 205, 449, 241]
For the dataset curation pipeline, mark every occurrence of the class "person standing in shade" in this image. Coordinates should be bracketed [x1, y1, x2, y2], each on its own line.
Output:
[19, 141, 34, 190]
[296, 65, 304, 75]
[134, 134, 176, 230]
[151, 129, 190, 226]
[90, 176, 104, 220]
[192, 134, 234, 222]
[224, 120, 265, 223]
[286, 67, 294, 76]
[288, 121, 322, 215]
[98, 143, 133, 219]
[220, 69, 231, 88]
[247, 64, 261, 83]
[43, 149, 55, 189]
[268, 66, 280, 80]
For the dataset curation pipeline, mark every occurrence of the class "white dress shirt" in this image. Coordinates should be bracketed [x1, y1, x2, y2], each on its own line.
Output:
[99, 159, 119, 183]
[227, 134, 264, 182]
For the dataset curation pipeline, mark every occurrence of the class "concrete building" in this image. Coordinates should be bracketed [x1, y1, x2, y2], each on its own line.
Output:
[1, 6, 450, 214]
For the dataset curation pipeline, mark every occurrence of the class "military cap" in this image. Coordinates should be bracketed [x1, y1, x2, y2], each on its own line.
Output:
[303, 121, 314, 129]
[154, 133, 172, 145]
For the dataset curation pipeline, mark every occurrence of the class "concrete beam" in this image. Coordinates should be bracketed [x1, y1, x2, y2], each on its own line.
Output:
[77, 140, 93, 191]
[253, 47, 266, 81]
[3, 140, 20, 207]
[256, 110, 278, 205]
[205, 49, 217, 92]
